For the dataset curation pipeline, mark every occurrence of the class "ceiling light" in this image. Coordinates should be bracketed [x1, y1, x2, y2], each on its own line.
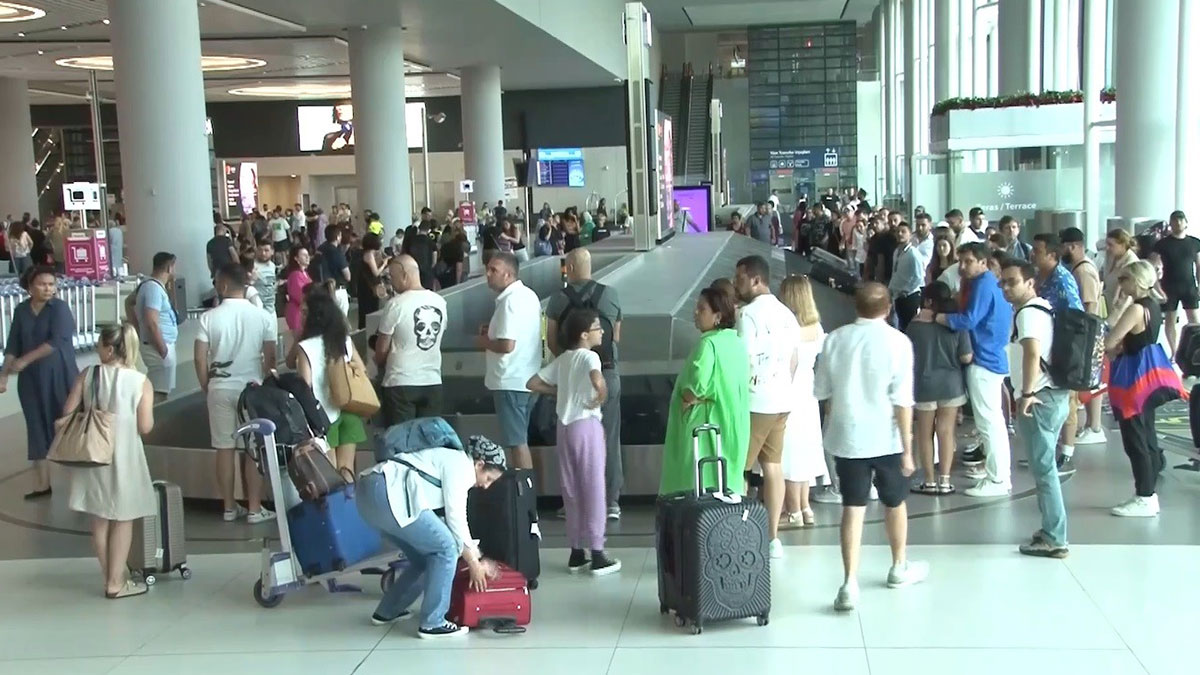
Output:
[0, 2, 45, 22]
[228, 82, 351, 98]
[57, 55, 267, 72]
[36, 49, 43, 55]
[60, 25, 67, 30]
[16, 31, 23, 36]
[102, 19, 110, 25]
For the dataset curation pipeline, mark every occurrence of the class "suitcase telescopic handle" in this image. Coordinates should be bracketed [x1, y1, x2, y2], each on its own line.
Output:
[236, 418, 277, 438]
[691, 424, 727, 497]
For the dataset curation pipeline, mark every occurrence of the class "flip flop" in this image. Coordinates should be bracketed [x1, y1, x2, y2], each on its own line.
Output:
[106, 579, 149, 599]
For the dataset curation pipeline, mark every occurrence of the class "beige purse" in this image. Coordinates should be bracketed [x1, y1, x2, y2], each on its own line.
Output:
[48, 366, 117, 467]
[326, 352, 380, 418]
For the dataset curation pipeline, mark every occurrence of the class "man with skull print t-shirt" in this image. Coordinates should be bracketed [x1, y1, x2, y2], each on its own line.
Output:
[375, 255, 448, 425]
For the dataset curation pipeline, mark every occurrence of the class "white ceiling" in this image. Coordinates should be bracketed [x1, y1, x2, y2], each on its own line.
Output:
[0, 0, 623, 104]
[644, 0, 879, 30]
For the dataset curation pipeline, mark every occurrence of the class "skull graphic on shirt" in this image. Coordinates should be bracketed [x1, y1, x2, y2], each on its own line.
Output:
[413, 305, 444, 351]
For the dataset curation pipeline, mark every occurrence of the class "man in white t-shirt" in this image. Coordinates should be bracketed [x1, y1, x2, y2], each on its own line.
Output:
[734, 255, 801, 559]
[375, 255, 447, 426]
[999, 259, 1071, 558]
[195, 263, 278, 525]
[477, 252, 543, 469]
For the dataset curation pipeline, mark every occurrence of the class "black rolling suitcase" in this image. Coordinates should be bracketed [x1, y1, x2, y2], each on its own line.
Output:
[809, 249, 859, 294]
[656, 424, 771, 634]
[467, 468, 541, 589]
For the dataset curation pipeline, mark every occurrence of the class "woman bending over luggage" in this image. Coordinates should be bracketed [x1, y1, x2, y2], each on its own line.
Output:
[64, 323, 157, 598]
[526, 308, 622, 576]
[357, 437, 508, 638]
[294, 287, 368, 473]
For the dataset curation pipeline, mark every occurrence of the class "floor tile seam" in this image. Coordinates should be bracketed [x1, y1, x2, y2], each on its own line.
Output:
[128, 569, 249, 656]
[610, 548, 652, 659]
[1059, 558, 1152, 675]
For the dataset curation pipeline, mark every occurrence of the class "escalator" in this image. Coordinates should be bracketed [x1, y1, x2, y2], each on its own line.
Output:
[681, 68, 714, 182]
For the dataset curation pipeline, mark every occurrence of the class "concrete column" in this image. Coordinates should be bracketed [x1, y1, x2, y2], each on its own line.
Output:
[1049, 0, 1076, 89]
[108, 0, 212, 300]
[1114, 0, 1179, 220]
[998, 0, 1043, 94]
[1082, 0, 1106, 242]
[1176, 0, 1199, 219]
[0, 78, 38, 219]
[881, 0, 892, 194]
[348, 26, 412, 228]
[935, 0, 956, 104]
[461, 65, 506, 207]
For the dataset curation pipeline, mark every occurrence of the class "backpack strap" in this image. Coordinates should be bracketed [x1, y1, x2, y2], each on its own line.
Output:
[390, 457, 443, 489]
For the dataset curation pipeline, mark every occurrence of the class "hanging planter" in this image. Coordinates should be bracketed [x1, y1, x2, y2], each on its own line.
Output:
[932, 89, 1116, 116]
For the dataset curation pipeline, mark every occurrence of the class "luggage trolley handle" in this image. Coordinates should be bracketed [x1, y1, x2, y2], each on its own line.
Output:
[691, 424, 728, 498]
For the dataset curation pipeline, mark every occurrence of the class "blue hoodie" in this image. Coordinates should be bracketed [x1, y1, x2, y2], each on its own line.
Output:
[945, 272, 1012, 375]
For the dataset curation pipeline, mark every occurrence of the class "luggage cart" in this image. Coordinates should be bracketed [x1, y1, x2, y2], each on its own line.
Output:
[235, 418, 405, 609]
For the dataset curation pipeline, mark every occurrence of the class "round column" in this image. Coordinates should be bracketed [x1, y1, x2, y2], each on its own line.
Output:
[1082, 0, 1106, 242]
[1176, 0, 1199, 218]
[903, 0, 916, 202]
[934, 0, 959, 103]
[1114, 0, 1179, 220]
[0, 78, 38, 219]
[108, 0, 212, 300]
[348, 26, 413, 229]
[461, 65, 505, 207]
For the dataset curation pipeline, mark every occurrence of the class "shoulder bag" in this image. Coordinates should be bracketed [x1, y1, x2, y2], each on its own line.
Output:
[326, 347, 381, 417]
[48, 365, 118, 467]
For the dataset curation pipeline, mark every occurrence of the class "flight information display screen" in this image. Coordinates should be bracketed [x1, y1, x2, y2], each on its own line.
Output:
[535, 148, 585, 187]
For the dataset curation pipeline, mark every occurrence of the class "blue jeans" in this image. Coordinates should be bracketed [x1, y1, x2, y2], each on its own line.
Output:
[356, 472, 458, 629]
[1016, 388, 1070, 546]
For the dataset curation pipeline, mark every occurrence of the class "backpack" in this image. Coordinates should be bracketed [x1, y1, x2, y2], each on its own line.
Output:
[374, 416, 464, 463]
[266, 372, 332, 438]
[1014, 304, 1105, 391]
[557, 281, 616, 369]
[238, 382, 312, 447]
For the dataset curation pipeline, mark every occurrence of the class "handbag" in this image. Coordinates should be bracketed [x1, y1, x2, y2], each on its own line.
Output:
[47, 365, 117, 467]
[326, 352, 380, 417]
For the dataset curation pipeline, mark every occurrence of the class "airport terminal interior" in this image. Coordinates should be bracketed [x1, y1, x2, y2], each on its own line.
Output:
[0, 1, 1198, 674]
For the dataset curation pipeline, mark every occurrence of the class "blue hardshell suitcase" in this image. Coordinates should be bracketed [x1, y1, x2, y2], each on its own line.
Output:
[287, 486, 382, 576]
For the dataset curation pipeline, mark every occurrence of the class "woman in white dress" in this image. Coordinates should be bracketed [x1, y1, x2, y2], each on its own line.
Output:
[65, 323, 157, 599]
[778, 276, 828, 528]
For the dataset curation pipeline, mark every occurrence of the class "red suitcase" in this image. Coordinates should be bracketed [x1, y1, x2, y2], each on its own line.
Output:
[447, 562, 531, 634]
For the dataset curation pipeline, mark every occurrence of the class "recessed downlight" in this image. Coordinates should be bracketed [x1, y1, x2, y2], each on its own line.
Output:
[56, 55, 267, 72]
[0, 2, 45, 22]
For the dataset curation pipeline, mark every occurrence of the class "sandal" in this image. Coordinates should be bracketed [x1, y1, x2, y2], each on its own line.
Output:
[911, 482, 942, 495]
[106, 579, 149, 599]
[938, 477, 956, 494]
[801, 508, 815, 526]
[779, 512, 804, 530]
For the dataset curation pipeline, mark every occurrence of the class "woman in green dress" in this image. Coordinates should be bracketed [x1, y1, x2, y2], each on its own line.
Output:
[659, 286, 750, 495]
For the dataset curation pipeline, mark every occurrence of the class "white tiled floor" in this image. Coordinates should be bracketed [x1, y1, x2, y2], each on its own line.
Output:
[0, 544, 1192, 675]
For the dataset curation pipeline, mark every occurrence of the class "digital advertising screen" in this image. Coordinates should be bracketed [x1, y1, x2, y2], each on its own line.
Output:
[535, 148, 585, 187]
[673, 184, 711, 234]
[655, 113, 674, 239]
[297, 101, 426, 153]
[222, 161, 259, 219]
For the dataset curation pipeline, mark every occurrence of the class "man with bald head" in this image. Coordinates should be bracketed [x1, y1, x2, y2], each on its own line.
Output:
[375, 254, 447, 425]
[815, 282, 928, 612]
[546, 248, 625, 519]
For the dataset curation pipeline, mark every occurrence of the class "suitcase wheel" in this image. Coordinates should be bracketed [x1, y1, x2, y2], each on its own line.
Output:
[690, 624, 703, 635]
[673, 615, 686, 628]
[253, 579, 284, 609]
[144, 574, 157, 587]
[659, 604, 668, 615]
[527, 578, 538, 591]
[179, 565, 192, 581]
[757, 614, 769, 627]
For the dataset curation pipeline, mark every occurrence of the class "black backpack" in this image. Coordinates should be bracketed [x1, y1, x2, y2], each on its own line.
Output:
[558, 281, 615, 369]
[238, 382, 312, 447]
[1014, 304, 1105, 391]
[266, 372, 332, 438]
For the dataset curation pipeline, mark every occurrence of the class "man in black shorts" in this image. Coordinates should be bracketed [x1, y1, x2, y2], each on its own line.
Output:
[1150, 211, 1200, 356]
[814, 282, 929, 612]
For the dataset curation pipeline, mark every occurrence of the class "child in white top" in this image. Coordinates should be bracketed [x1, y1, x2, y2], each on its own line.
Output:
[527, 308, 621, 576]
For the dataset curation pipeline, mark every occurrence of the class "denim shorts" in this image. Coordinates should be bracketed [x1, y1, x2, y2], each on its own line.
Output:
[493, 390, 533, 447]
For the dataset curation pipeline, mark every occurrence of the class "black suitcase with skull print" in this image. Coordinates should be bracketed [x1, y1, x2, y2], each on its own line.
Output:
[655, 424, 771, 634]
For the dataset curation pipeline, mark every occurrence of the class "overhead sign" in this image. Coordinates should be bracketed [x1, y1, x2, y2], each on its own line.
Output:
[459, 179, 474, 194]
[62, 182, 101, 211]
[767, 147, 841, 170]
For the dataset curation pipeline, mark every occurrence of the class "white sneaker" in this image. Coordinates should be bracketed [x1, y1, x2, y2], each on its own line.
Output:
[1110, 495, 1160, 517]
[768, 538, 783, 559]
[811, 486, 843, 504]
[223, 504, 248, 522]
[834, 583, 859, 612]
[247, 507, 277, 524]
[887, 560, 930, 588]
[1075, 427, 1107, 445]
[963, 480, 1012, 498]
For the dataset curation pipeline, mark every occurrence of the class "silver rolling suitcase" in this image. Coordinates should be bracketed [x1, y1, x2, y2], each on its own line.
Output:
[130, 481, 191, 585]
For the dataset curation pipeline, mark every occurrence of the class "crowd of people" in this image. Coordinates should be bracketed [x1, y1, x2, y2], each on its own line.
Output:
[6, 189, 1196, 616]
